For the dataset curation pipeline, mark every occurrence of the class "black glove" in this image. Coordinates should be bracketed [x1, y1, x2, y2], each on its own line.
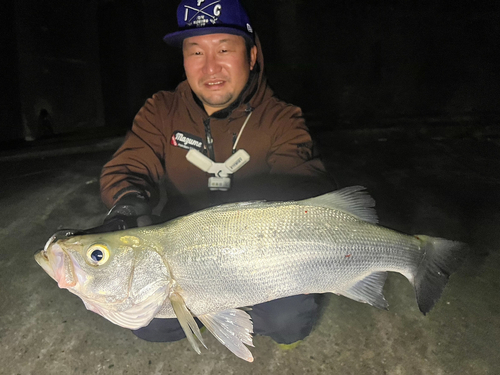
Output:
[67, 193, 153, 236]
[104, 192, 153, 229]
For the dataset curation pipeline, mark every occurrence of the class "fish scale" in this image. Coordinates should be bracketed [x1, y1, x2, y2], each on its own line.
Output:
[150, 202, 422, 316]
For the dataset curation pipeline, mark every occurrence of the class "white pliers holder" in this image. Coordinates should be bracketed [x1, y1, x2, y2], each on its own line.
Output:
[186, 149, 251, 191]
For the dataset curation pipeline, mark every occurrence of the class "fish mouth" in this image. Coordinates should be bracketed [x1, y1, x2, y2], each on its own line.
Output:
[34, 231, 80, 289]
[35, 248, 56, 281]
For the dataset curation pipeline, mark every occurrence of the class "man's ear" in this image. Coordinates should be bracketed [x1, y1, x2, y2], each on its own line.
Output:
[250, 45, 258, 71]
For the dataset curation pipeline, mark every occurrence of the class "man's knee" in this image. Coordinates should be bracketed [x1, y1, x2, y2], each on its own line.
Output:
[132, 317, 202, 343]
[250, 294, 321, 344]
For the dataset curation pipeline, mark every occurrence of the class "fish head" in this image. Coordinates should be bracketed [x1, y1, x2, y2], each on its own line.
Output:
[35, 230, 170, 329]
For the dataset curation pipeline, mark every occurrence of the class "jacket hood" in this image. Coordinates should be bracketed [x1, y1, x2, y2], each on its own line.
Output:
[242, 34, 270, 110]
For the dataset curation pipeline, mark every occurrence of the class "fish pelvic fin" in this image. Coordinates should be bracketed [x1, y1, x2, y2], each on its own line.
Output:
[170, 292, 207, 354]
[413, 235, 467, 315]
[340, 272, 389, 310]
[198, 309, 254, 362]
[298, 186, 378, 224]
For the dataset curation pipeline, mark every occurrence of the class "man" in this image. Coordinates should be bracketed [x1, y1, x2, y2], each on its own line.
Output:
[100, 0, 335, 347]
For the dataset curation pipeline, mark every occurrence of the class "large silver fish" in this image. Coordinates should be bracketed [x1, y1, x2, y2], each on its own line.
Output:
[35, 186, 465, 362]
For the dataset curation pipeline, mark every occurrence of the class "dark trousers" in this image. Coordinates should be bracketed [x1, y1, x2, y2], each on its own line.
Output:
[132, 294, 320, 345]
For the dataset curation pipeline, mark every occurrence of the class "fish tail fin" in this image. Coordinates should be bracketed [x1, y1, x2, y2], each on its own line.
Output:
[413, 235, 467, 315]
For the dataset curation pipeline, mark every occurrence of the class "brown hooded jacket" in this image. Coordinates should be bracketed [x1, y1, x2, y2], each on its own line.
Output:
[100, 37, 334, 218]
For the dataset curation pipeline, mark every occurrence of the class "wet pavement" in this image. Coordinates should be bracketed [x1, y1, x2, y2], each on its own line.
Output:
[1, 125, 499, 374]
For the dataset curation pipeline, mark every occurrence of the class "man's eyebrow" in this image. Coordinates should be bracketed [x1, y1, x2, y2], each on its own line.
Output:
[183, 38, 237, 49]
[184, 41, 199, 48]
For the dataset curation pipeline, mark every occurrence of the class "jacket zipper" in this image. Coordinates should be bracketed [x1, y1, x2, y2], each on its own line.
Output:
[205, 105, 254, 159]
[203, 118, 215, 161]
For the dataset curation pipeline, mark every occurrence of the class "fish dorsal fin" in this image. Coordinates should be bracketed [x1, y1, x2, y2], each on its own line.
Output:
[339, 272, 389, 310]
[298, 186, 378, 224]
[198, 309, 254, 362]
[170, 292, 207, 354]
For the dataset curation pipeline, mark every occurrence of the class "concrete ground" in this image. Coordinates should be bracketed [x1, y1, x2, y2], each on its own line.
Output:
[1, 126, 499, 375]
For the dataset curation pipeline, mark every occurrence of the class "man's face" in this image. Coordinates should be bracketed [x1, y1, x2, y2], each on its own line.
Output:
[183, 33, 257, 115]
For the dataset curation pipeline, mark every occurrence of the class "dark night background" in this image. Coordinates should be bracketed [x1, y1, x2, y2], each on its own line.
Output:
[2, 2, 500, 372]
[1, 0, 499, 143]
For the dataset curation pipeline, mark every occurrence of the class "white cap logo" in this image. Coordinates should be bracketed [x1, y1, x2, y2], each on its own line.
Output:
[184, 0, 222, 26]
[214, 4, 221, 17]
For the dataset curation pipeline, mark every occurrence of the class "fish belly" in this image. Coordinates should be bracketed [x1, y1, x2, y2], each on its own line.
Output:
[154, 202, 423, 316]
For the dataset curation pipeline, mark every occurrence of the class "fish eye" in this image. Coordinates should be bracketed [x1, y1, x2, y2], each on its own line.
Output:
[86, 244, 110, 266]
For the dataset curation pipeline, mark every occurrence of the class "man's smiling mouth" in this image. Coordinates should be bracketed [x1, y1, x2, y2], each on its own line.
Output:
[207, 81, 224, 86]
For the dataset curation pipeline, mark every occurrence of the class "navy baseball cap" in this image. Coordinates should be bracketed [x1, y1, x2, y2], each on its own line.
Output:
[163, 0, 255, 48]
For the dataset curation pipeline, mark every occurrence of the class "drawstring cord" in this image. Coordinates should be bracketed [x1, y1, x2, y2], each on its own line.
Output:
[232, 111, 253, 154]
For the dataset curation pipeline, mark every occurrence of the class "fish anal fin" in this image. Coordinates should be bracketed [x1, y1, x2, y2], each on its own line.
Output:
[299, 186, 378, 224]
[340, 272, 389, 310]
[170, 292, 207, 354]
[198, 309, 254, 362]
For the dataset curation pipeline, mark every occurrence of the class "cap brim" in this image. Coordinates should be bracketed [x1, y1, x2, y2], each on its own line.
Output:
[163, 26, 253, 48]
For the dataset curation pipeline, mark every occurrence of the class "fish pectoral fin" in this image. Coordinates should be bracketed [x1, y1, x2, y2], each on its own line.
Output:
[170, 292, 207, 354]
[340, 272, 389, 310]
[198, 309, 255, 362]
